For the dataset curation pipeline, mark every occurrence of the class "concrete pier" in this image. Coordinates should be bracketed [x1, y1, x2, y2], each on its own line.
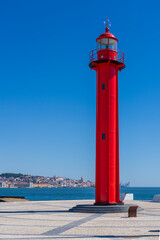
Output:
[0, 199, 159, 239]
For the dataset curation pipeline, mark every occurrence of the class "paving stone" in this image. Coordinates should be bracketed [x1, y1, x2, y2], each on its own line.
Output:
[0, 200, 158, 239]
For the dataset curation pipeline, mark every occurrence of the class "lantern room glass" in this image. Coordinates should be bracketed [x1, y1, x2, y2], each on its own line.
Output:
[97, 38, 117, 51]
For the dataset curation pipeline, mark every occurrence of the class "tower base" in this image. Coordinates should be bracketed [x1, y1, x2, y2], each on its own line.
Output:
[69, 203, 140, 213]
[94, 202, 123, 205]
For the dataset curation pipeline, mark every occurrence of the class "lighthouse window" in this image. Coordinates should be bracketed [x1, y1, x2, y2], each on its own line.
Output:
[108, 39, 117, 51]
[102, 83, 105, 90]
[97, 38, 117, 50]
[102, 133, 105, 140]
[97, 38, 109, 49]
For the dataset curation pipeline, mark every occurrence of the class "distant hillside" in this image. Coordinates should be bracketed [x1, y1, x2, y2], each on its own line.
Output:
[0, 173, 24, 178]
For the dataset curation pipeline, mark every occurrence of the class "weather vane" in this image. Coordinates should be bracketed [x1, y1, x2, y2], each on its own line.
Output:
[104, 17, 111, 29]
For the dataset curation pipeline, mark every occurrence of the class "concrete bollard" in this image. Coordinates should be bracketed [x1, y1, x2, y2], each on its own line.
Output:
[152, 195, 160, 202]
[120, 193, 134, 201]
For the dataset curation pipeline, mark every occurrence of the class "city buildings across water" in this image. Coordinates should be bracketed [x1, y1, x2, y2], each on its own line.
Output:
[0, 173, 95, 188]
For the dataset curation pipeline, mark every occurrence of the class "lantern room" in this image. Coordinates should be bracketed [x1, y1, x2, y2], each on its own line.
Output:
[96, 27, 118, 62]
[96, 27, 118, 51]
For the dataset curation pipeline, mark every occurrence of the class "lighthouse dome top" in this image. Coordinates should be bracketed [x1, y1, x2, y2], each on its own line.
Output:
[96, 27, 118, 42]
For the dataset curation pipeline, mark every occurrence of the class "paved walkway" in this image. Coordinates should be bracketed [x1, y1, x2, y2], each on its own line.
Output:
[0, 199, 159, 239]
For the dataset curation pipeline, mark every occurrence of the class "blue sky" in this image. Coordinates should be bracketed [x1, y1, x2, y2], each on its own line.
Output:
[0, 0, 160, 186]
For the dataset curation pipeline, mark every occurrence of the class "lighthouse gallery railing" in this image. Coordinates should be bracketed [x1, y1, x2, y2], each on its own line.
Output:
[89, 49, 124, 64]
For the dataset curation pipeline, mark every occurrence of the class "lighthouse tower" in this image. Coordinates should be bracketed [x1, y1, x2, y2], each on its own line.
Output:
[89, 20, 125, 205]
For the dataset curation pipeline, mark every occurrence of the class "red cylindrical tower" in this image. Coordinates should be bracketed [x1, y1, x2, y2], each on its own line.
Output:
[89, 25, 125, 204]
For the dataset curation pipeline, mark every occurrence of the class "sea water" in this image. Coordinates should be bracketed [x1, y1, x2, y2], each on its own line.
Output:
[0, 187, 160, 201]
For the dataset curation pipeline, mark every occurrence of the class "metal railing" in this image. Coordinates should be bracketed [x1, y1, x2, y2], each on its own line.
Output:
[89, 49, 125, 64]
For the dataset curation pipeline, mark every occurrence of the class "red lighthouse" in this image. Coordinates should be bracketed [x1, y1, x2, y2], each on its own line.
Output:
[89, 21, 125, 205]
